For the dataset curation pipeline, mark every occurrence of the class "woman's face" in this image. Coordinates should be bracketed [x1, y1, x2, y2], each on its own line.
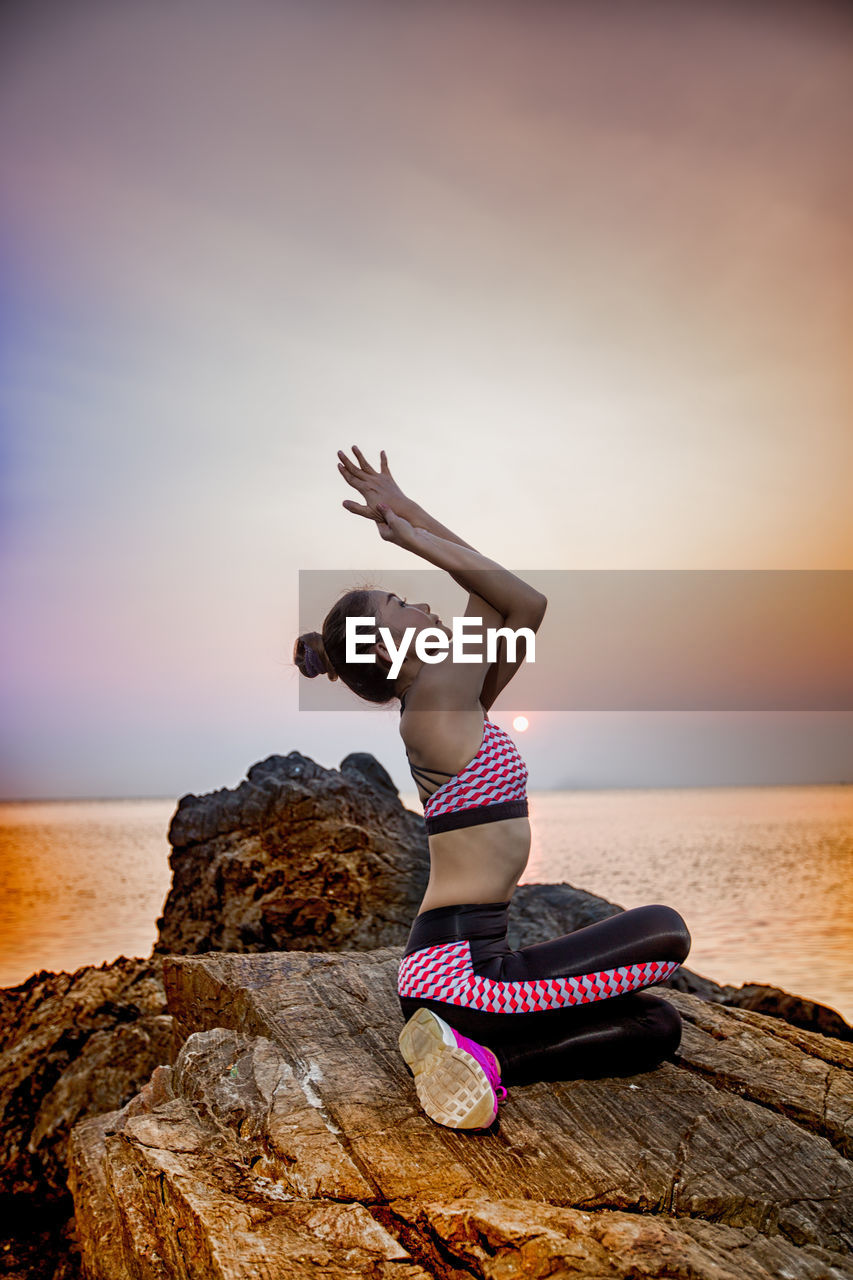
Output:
[370, 590, 446, 638]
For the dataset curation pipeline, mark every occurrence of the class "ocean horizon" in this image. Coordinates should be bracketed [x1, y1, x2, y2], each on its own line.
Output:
[3, 780, 851, 803]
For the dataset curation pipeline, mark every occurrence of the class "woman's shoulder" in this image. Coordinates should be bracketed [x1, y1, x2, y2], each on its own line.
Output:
[399, 658, 487, 716]
[399, 690, 486, 772]
[399, 674, 484, 721]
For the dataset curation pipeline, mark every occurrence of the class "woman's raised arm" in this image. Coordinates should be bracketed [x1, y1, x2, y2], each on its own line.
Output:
[375, 503, 546, 623]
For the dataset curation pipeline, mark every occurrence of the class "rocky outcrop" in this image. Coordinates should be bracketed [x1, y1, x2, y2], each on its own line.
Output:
[154, 752, 429, 955]
[0, 957, 170, 1279]
[67, 948, 853, 1278]
[709, 981, 853, 1042]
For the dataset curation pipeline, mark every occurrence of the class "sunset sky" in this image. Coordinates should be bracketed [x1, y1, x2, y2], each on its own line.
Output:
[1, 0, 851, 799]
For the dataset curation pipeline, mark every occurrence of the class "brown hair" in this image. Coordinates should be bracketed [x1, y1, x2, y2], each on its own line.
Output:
[293, 587, 399, 706]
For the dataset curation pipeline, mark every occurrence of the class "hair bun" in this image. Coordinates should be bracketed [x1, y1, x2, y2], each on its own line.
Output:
[293, 631, 338, 681]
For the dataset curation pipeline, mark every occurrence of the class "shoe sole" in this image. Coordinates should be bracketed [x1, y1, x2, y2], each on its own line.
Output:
[398, 1007, 498, 1130]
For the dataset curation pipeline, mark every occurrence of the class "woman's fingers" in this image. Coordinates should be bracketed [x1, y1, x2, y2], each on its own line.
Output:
[376, 502, 412, 548]
[377, 502, 402, 526]
[337, 449, 359, 475]
[337, 463, 365, 491]
[342, 499, 379, 520]
[377, 513, 401, 542]
[351, 444, 377, 475]
[339, 444, 394, 483]
[338, 447, 400, 515]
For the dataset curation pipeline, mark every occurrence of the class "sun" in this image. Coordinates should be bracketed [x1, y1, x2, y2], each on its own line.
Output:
[512, 715, 529, 732]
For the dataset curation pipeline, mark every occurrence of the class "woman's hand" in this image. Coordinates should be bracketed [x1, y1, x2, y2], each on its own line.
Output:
[337, 446, 413, 522]
[374, 503, 422, 552]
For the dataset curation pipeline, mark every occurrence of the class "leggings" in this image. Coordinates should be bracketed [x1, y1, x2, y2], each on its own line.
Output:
[398, 900, 691, 1086]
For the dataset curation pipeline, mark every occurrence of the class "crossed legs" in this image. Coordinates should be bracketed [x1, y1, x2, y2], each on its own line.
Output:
[399, 903, 691, 1086]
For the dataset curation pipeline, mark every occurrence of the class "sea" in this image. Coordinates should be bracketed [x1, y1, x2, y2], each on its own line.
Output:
[0, 786, 851, 1023]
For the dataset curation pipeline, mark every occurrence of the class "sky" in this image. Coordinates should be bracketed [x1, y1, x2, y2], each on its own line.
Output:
[1, 0, 852, 799]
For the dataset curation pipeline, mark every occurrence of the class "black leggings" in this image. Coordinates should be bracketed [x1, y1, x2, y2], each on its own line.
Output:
[398, 900, 691, 1086]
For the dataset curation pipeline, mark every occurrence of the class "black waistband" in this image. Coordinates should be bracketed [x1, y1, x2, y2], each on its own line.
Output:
[424, 798, 528, 835]
[403, 900, 511, 957]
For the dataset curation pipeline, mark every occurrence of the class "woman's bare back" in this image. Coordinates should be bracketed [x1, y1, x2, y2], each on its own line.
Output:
[400, 701, 531, 914]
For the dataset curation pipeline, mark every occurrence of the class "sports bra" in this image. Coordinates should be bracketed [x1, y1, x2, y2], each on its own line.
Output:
[400, 691, 529, 835]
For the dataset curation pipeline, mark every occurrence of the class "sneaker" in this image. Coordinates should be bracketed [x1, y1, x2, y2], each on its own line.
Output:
[398, 1007, 508, 1130]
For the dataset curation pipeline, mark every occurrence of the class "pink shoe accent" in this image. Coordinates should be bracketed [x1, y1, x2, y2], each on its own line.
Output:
[447, 1028, 508, 1112]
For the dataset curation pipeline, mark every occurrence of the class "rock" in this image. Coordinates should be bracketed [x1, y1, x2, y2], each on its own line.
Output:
[155, 752, 429, 956]
[69, 1030, 428, 1280]
[666, 989, 853, 1158]
[0, 956, 173, 1279]
[0, 957, 171, 1204]
[391, 1199, 853, 1279]
[66, 947, 853, 1278]
[719, 983, 853, 1042]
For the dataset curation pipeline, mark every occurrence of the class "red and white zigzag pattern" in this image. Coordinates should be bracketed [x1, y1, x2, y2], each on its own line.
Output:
[423, 719, 529, 821]
[398, 940, 681, 1014]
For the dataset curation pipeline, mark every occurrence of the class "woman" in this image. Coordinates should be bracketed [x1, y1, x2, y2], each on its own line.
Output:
[293, 445, 691, 1131]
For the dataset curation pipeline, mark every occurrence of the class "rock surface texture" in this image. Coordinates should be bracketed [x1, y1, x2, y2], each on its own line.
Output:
[66, 948, 853, 1279]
